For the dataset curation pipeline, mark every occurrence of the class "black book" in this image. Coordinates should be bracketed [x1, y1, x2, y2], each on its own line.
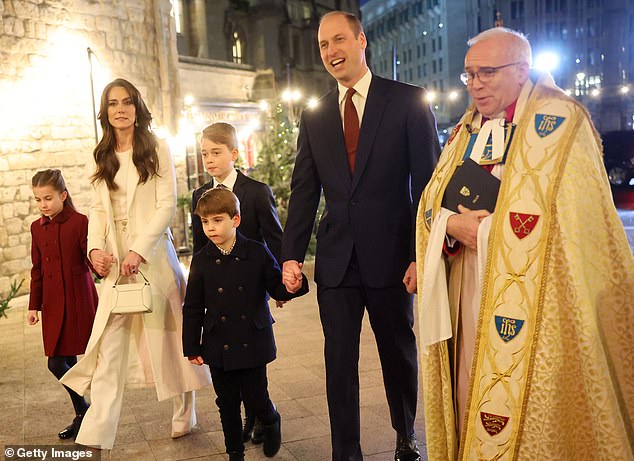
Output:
[441, 158, 500, 213]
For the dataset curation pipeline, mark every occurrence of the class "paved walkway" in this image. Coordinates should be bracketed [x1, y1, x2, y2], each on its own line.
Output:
[0, 266, 428, 461]
[3, 210, 632, 460]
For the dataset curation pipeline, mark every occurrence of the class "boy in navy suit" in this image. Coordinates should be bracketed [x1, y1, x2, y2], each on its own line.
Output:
[190, 122, 284, 440]
[191, 122, 283, 259]
[182, 188, 308, 461]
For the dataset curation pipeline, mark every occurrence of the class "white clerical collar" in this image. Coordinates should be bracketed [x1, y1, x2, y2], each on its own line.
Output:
[469, 80, 535, 165]
[337, 69, 372, 106]
[213, 168, 238, 190]
[470, 118, 507, 164]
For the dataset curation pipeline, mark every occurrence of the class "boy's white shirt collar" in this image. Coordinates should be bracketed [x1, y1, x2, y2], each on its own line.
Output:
[213, 168, 238, 190]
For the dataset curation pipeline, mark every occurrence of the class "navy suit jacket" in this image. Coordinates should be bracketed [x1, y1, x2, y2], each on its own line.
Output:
[191, 170, 283, 260]
[281, 75, 440, 288]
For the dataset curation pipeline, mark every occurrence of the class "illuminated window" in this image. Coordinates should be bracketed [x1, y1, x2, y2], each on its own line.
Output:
[232, 31, 243, 64]
[172, 0, 183, 34]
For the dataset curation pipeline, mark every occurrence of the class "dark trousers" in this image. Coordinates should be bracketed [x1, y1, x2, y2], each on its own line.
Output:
[317, 253, 418, 461]
[210, 365, 276, 454]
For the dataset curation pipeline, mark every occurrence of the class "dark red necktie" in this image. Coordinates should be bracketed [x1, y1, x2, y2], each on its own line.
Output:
[344, 88, 359, 174]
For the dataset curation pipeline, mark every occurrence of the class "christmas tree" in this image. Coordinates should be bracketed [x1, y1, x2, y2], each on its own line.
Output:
[249, 103, 298, 226]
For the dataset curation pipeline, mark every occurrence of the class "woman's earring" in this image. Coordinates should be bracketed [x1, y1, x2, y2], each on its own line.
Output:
[134, 117, 139, 127]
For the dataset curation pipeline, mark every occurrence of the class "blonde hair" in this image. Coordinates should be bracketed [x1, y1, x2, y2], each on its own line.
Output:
[201, 122, 238, 151]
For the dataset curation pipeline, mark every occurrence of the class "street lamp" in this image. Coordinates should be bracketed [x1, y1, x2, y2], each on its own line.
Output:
[282, 87, 303, 126]
[534, 51, 560, 73]
[307, 97, 319, 109]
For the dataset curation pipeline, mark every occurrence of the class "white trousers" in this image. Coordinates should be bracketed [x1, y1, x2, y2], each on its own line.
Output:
[75, 313, 196, 449]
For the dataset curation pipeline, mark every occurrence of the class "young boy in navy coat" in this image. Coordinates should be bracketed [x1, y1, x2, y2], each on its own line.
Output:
[191, 122, 284, 441]
[182, 188, 308, 461]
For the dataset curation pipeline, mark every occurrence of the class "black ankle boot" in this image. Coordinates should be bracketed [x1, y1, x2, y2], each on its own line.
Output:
[242, 414, 255, 442]
[228, 451, 245, 461]
[58, 414, 85, 440]
[251, 417, 264, 444]
[262, 410, 281, 457]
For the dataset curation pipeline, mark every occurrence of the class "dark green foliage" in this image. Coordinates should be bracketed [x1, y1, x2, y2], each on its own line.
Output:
[249, 103, 325, 258]
[249, 103, 298, 226]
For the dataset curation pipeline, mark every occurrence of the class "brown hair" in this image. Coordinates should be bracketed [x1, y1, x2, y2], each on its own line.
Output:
[32, 169, 76, 211]
[195, 188, 241, 218]
[320, 11, 364, 37]
[91, 78, 159, 190]
[200, 122, 239, 151]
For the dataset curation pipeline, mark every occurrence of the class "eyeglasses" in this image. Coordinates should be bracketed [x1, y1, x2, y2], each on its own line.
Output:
[460, 62, 521, 86]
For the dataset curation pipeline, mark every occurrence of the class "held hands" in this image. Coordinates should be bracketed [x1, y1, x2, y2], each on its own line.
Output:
[282, 260, 304, 294]
[121, 250, 144, 277]
[446, 204, 491, 251]
[27, 310, 39, 325]
[89, 249, 116, 277]
[188, 356, 204, 366]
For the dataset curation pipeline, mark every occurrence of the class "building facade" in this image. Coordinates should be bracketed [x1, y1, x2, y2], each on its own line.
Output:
[0, 0, 179, 296]
[362, 0, 634, 133]
[0, 0, 362, 297]
[472, 0, 633, 132]
[174, 0, 359, 97]
[361, 0, 470, 130]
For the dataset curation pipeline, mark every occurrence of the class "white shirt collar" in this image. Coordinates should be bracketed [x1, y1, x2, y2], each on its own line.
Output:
[337, 69, 372, 106]
[213, 168, 238, 190]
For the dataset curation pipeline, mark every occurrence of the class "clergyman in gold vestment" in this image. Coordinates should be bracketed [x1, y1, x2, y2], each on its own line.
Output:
[415, 27, 634, 460]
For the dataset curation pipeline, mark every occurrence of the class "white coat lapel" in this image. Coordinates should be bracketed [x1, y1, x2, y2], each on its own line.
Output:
[96, 181, 120, 265]
[126, 155, 140, 216]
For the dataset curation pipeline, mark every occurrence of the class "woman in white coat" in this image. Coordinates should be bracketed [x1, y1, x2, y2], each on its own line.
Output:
[61, 78, 212, 449]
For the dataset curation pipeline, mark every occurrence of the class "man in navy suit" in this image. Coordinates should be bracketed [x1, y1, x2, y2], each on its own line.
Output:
[281, 11, 440, 461]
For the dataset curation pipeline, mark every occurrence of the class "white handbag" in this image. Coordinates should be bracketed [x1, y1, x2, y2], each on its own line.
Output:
[111, 270, 153, 314]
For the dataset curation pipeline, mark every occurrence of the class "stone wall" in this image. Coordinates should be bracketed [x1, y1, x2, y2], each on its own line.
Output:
[0, 0, 180, 297]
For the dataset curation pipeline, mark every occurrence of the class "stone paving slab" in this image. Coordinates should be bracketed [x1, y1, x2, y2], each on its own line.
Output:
[0, 274, 428, 461]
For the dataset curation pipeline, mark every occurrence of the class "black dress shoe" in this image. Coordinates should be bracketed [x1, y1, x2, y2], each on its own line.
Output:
[242, 414, 255, 442]
[58, 414, 85, 440]
[395, 433, 421, 461]
[58, 422, 75, 440]
[262, 410, 281, 457]
[251, 417, 265, 444]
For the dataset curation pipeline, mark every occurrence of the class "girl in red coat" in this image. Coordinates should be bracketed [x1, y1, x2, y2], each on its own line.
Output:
[28, 169, 98, 440]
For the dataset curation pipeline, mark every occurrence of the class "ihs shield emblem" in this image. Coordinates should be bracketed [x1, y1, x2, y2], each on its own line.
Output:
[535, 114, 565, 138]
[424, 208, 433, 228]
[495, 315, 525, 342]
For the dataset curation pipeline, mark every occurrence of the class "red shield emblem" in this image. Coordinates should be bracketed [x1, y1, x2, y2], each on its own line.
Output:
[509, 212, 540, 239]
[480, 411, 509, 436]
[446, 123, 462, 146]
